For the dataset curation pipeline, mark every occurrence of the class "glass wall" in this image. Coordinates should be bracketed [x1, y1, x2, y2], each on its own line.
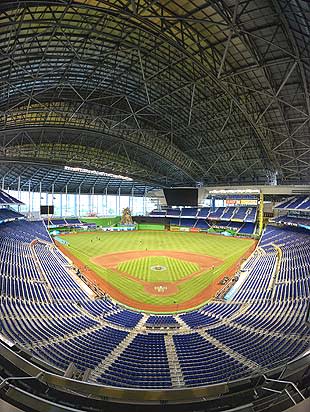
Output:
[6, 189, 156, 217]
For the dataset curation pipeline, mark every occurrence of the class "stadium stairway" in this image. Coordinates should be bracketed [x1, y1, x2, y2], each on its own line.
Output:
[88, 315, 149, 382]
[164, 334, 185, 387]
[29, 242, 53, 302]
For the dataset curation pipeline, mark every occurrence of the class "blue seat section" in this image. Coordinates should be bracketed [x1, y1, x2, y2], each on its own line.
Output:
[233, 253, 276, 301]
[286, 196, 309, 209]
[180, 302, 241, 328]
[166, 208, 181, 217]
[259, 225, 310, 251]
[208, 207, 225, 220]
[231, 300, 309, 337]
[105, 310, 143, 328]
[274, 215, 310, 228]
[149, 210, 166, 217]
[276, 196, 310, 210]
[0, 298, 98, 346]
[65, 218, 82, 224]
[81, 298, 120, 316]
[238, 222, 255, 235]
[225, 221, 243, 230]
[0, 235, 50, 302]
[195, 220, 210, 229]
[33, 327, 128, 371]
[221, 207, 236, 220]
[98, 334, 172, 388]
[80, 299, 142, 327]
[181, 208, 198, 217]
[244, 207, 257, 222]
[0, 220, 51, 243]
[231, 207, 248, 221]
[208, 324, 308, 368]
[196, 207, 210, 218]
[51, 219, 67, 225]
[173, 333, 250, 386]
[146, 315, 179, 327]
[0, 189, 23, 205]
[0, 208, 24, 221]
[179, 218, 197, 227]
[34, 243, 88, 302]
[150, 206, 257, 228]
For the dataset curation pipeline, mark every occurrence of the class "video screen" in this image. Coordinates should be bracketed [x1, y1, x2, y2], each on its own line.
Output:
[164, 188, 198, 206]
[40, 205, 54, 215]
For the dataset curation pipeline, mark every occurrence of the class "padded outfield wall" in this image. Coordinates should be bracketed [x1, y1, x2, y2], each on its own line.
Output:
[137, 223, 165, 230]
[81, 217, 121, 227]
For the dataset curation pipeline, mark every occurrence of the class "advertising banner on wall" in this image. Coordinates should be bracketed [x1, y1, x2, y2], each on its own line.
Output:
[225, 199, 257, 206]
[180, 227, 190, 232]
[240, 199, 258, 205]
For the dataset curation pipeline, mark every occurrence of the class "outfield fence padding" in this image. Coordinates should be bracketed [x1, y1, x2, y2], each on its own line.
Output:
[138, 224, 165, 231]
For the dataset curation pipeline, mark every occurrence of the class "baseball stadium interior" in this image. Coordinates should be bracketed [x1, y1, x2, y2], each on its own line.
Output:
[0, 1, 310, 412]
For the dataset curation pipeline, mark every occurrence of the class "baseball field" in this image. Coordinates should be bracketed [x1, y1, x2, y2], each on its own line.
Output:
[58, 230, 255, 312]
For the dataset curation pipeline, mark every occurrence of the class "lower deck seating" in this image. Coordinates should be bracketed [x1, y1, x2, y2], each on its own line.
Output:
[98, 334, 172, 388]
[0, 221, 309, 389]
[0, 208, 24, 221]
[173, 333, 250, 386]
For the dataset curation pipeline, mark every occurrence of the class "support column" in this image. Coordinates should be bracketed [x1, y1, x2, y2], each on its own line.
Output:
[143, 187, 146, 215]
[105, 187, 108, 216]
[60, 190, 63, 217]
[78, 186, 81, 217]
[51, 184, 55, 210]
[17, 176, 21, 212]
[131, 186, 134, 213]
[96, 190, 99, 216]
[39, 181, 42, 211]
[65, 185, 68, 216]
[118, 187, 121, 216]
[259, 192, 264, 236]
[28, 181, 31, 215]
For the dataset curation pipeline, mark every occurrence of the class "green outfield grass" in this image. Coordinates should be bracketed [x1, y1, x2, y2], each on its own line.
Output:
[117, 256, 199, 282]
[60, 231, 254, 308]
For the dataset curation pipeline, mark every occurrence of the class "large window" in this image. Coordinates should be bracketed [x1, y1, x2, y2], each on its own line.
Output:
[6, 189, 156, 217]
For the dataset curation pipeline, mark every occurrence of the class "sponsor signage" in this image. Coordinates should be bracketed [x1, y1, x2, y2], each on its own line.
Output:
[225, 199, 257, 206]
[180, 227, 190, 232]
[102, 226, 136, 232]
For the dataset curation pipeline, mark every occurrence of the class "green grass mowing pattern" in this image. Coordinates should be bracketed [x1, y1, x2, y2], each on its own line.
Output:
[60, 231, 254, 306]
[117, 256, 199, 282]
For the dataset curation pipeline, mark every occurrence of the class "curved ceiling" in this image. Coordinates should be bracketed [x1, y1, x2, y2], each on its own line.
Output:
[1, 0, 310, 190]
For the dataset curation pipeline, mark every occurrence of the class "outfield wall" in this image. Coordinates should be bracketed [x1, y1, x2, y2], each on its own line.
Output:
[81, 217, 121, 227]
[138, 223, 165, 231]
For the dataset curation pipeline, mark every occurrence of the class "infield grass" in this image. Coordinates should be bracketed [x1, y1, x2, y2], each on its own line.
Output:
[60, 231, 254, 307]
[118, 256, 199, 282]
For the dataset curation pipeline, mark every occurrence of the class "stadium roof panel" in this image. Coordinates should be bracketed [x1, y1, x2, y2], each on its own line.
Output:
[0, 162, 154, 195]
[0, 0, 310, 189]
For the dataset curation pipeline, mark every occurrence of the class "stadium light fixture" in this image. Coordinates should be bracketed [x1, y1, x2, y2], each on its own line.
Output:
[64, 166, 133, 181]
[209, 189, 260, 195]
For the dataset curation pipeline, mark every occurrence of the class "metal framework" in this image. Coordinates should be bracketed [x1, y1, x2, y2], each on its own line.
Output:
[1, 0, 310, 193]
